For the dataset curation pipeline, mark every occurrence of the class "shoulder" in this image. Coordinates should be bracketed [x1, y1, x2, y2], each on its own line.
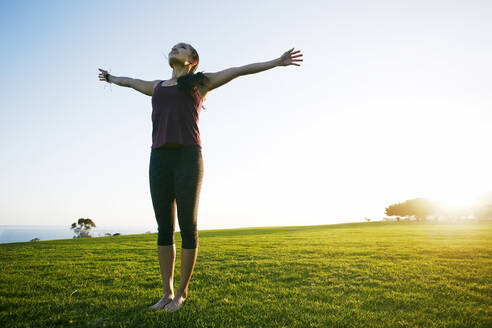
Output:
[201, 72, 214, 83]
[153, 80, 163, 89]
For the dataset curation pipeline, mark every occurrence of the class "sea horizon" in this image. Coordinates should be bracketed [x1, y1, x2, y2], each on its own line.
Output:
[0, 224, 159, 244]
[0, 220, 368, 244]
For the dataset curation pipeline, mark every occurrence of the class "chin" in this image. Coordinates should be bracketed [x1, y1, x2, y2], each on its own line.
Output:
[169, 57, 187, 66]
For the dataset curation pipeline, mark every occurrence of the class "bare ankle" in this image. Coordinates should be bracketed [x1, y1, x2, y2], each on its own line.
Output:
[176, 290, 187, 298]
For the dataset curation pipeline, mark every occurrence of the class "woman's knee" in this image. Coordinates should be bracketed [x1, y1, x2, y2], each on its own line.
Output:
[157, 230, 174, 246]
[180, 229, 198, 249]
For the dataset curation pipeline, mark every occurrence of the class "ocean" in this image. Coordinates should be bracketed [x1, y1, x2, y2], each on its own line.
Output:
[0, 225, 158, 244]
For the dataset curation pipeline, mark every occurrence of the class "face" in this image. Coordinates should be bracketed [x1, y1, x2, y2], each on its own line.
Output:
[169, 43, 193, 65]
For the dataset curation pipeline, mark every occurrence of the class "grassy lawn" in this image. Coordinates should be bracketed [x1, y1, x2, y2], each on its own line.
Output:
[0, 220, 490, 327]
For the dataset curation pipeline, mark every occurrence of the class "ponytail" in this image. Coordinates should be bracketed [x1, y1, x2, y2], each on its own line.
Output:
[177, 71, 209, 110]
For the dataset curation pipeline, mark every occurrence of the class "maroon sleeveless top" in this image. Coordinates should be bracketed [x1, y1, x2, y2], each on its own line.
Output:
[151, 80, 203, 149]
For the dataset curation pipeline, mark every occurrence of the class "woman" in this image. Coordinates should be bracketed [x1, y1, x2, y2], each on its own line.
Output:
[98, 42, 303, 312]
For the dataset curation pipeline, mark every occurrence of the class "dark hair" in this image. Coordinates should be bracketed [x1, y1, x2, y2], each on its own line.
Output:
[176, 71, 209, 96]
[175, 44, 209, 110]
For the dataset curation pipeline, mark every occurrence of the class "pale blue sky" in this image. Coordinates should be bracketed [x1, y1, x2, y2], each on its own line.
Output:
[1, 0, 491, 229]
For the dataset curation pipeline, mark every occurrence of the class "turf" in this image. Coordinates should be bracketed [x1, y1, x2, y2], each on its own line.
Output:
[0, 220, 490, 327]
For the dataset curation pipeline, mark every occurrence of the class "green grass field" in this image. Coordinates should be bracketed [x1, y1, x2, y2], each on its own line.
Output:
[0, 221, 490, 327]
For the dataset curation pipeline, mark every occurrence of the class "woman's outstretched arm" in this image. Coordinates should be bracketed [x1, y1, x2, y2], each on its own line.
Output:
[98, 68, 160, 96]
[203, 47, 303, 92]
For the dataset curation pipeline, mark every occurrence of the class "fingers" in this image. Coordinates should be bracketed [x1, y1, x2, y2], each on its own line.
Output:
[286, 48, 303, 66]
[98, 68, 110, 81]
[286, 48, 301, 54]
[291, 52, 302, 59]
[288, 50, 303, 65]
[98, 69, 106, 77]
[286, 50, 303, 66]
[284, 48, 303, 60]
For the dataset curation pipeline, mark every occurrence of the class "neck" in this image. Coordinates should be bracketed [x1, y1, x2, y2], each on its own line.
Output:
[171, 64, 192, 80]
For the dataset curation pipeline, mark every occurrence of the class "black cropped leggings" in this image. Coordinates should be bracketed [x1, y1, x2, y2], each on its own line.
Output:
[149, 145, 203, 249]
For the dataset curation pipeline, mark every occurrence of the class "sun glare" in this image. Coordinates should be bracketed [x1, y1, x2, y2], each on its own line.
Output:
[428, 190, 483, 209]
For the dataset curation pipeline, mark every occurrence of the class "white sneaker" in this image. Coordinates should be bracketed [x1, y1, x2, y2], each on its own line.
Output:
[148, 295, 173, 310]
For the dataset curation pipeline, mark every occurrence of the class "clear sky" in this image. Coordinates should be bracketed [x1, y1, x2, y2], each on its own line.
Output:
[1, 0, 491, 230]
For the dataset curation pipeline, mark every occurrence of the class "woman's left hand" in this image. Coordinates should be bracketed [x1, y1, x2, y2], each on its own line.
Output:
[277, 48, 303, 67]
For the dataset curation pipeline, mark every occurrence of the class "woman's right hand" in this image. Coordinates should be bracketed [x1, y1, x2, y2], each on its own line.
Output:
[98, 68, 111, 82]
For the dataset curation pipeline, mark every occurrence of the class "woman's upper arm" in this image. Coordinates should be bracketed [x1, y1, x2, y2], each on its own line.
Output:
[131, 79, 161, 96]
[203, 68, 241, 92]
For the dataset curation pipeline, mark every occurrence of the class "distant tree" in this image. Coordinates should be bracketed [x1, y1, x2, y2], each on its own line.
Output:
[112, 233, 120, 236]
[406, 198, 438, 221]
[30, 237, 40, 242]
[385, 198, 438, 221]
[364, 217, 371, 222]
[71, 218, 96, 238]
[385, 202, 407, 218]
[105, 232, 112, 236]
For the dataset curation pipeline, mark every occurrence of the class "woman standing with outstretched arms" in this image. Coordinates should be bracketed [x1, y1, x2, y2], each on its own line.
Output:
[98, 43, 302, 312]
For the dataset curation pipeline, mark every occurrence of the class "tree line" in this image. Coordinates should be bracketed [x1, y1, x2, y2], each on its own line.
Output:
[385, 195, 492, 221]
